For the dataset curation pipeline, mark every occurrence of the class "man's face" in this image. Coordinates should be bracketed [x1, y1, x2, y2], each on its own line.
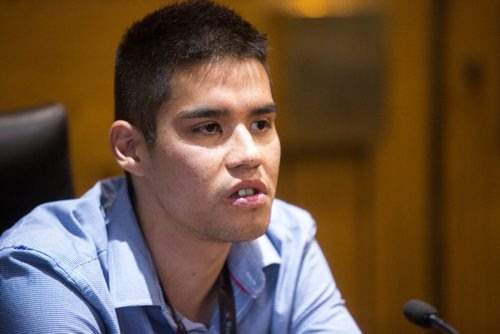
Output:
[139, 58, 280, 243]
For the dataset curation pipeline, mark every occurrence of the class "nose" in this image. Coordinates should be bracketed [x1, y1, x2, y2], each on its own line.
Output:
[226, 125, 262, 171]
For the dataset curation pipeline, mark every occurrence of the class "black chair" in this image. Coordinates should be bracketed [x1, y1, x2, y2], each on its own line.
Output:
[0, 104, 74, 234]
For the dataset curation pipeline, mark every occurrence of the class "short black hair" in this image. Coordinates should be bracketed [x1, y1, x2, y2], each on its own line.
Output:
[114, 0, 269, 147]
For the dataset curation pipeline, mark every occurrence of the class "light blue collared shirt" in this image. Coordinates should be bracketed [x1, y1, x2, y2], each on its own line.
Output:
[0, 177, 361, 333]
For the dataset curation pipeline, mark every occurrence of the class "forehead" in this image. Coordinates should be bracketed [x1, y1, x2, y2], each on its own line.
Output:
[170, 58, 270, 94]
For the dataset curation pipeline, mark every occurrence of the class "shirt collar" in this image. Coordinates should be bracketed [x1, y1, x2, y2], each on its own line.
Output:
[227, 231, 281, 298]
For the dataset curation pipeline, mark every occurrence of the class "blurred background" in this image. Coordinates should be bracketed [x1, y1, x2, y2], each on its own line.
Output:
[0, 0, 498, 332]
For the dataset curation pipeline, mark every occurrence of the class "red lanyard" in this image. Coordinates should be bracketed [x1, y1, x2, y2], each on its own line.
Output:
[164, 264, 237, 334]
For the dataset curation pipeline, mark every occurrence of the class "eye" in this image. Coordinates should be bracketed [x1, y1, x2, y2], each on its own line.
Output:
[193, 122, 222, 135]
[250, 119, 271, 132]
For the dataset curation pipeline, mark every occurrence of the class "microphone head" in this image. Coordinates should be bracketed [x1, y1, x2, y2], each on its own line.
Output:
[403, 299, 439, 328]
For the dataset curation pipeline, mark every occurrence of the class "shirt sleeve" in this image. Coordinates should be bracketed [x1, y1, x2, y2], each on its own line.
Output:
[0, 248, 106, 334]
[291, 239, 362, 333]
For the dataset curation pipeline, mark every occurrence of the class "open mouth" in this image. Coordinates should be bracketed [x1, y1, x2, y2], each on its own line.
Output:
[227, 180, 268, 207]
[235, 188, 258, 197]
[230, 187, 266, 207]
[230, 188, 262, 200]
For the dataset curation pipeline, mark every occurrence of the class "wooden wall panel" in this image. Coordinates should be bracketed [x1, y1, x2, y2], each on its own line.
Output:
[0, 1, 171, 195]
[442, 0, 500, 332]
[369, 1, 434, 332]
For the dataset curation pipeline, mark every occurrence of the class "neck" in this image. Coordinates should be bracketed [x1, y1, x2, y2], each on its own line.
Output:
[135, 194, 231, 325]
[158, 242, 229, 325]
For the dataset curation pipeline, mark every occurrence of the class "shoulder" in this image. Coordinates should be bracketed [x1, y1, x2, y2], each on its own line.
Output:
[269, 198, 317, 236]
[266, 199, 317, 253]
[0, 177, 128, 333]
[0, 176, 125, 273]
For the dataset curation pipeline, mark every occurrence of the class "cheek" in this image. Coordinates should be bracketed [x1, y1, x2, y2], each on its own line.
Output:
[265, 140, 281, 177]
[159, 147, 223, 190]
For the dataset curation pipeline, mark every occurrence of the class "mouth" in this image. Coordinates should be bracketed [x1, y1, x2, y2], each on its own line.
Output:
[233, 187, 259, 198]
[228, 181, 268, 207]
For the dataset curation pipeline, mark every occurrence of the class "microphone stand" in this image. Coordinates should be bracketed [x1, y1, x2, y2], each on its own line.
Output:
[428, 314, 459, 334]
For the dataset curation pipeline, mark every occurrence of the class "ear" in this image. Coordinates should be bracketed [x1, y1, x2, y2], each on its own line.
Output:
[108, 120, 147, 176]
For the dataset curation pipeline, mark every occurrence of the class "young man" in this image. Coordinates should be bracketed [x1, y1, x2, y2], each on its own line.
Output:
[0, 1, 360, 333]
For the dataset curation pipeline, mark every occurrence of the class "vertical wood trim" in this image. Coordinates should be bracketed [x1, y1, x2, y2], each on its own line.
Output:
[372, 0, 433, 332]
[429, 0, 448, 312]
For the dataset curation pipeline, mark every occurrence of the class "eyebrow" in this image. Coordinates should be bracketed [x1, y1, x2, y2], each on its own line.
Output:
[253, 103, 277, 116]
[177, 103, 277, 120]
[177, 108, 227, 119]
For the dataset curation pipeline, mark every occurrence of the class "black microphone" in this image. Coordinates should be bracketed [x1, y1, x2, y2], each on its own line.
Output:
[403, 299, 459, 334]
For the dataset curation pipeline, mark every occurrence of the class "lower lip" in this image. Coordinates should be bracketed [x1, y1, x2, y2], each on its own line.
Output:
[231, 193, 267, 208]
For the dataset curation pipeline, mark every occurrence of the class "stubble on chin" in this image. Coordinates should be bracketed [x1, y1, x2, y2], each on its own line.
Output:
[205, 206, 272, 243]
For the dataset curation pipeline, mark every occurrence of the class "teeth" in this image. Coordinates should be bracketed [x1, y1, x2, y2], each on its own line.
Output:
[237, 188, 256, 197]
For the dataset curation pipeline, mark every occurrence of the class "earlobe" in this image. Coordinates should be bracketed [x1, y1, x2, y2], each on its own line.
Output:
[109, 120, 147, 176]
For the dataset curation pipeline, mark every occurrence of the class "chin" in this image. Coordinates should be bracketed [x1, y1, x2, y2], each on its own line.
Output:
[234, 227, 268, 242]
[229, 217, 270, 242]
[209, 216, 269, 243]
